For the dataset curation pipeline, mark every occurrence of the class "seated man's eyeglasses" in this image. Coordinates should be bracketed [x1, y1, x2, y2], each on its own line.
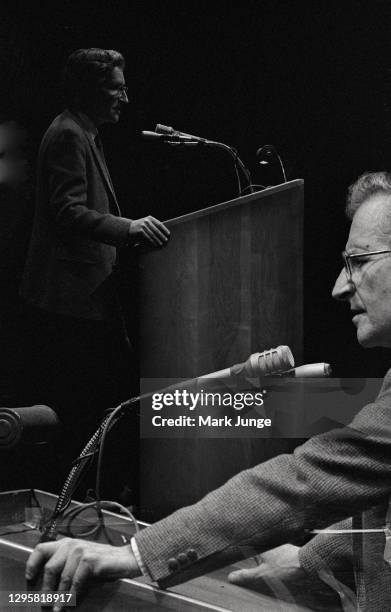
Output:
[342, 249, 391, 280]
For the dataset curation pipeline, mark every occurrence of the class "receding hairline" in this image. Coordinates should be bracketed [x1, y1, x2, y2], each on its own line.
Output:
[346, 171, 391, 219]
[349, 191, 391, 241]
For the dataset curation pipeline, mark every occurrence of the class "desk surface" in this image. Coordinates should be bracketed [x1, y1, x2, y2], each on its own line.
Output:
[0, 490, 316, 611]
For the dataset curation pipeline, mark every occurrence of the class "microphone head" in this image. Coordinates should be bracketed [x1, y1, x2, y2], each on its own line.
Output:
[155, 124, 175, 135]
[249, 345, 294, 377]
[256, 144, 277, 156]
[256, 144, 278, 165]
[0, 405, 59, 449]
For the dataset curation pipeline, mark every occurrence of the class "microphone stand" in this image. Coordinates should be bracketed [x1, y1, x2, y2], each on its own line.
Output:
[177, 138, 254, 197]
[149, 130, 256, 197]
[202, 140, 254, 197]
[39, 402, 134, 542]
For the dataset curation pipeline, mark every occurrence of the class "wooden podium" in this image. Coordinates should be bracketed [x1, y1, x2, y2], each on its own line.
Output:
[138, 180, 304, 519]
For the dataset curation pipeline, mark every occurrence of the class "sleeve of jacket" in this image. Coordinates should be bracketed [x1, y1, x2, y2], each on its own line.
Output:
[45, 127, 131, 246]
[134, 372, 391, 587]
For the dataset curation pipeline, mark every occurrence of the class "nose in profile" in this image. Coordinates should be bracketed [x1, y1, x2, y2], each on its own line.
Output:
[332, 269, 355, 301]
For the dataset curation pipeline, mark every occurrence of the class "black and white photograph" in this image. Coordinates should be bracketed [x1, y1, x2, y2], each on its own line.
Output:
[1, 2, 391, 610]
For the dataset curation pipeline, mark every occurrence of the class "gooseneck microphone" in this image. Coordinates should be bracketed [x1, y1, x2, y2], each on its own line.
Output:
[141, 122, 254, 196]
[141, 125, 206, 143]
[155, 123, 207, 142]
[120, 345, 331, 410]
[181, 346, 331, 382]
[40, 344, 331, 542]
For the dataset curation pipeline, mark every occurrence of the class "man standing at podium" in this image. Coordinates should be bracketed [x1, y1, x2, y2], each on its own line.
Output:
[26, 171, 391, 611]
[20, 48, 170, 488]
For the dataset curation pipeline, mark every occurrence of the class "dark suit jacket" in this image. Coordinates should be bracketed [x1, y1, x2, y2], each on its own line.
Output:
[135, 371, 391, 611]
[20, 110, 131, 319]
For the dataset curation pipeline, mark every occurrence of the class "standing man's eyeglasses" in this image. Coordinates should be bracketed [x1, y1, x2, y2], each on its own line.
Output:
[104, 85, 129, 99]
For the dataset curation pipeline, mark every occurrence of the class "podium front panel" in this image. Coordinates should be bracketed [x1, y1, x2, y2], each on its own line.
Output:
[137, 181, 304, 517]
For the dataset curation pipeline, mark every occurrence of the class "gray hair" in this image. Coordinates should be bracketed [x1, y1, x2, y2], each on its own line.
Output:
[346, 171, 391, 219]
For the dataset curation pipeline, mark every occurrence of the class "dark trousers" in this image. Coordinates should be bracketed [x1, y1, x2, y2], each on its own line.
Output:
[18, 304, 139, 503]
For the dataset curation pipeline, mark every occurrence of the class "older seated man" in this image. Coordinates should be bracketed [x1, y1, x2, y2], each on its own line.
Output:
[26, 171, 391, 611]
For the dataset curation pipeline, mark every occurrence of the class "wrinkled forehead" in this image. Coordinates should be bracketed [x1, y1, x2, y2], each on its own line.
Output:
[347, 194, 391, 251]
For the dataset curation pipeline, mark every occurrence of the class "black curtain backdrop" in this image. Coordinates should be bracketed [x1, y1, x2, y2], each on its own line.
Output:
[2, 0, 391, 378]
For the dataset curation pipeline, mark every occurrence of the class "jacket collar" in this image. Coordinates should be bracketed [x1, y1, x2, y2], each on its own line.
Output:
[75, 111, 98, 139]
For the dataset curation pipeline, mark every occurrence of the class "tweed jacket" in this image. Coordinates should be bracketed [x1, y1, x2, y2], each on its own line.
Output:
[135, 370, 391, 611]
[20, 110, 131, 319]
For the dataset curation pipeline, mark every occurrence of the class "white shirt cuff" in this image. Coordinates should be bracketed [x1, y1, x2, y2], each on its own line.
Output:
[131, 537, 151, 577]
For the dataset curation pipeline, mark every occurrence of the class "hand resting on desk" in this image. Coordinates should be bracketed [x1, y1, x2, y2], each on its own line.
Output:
[25, 538, 141, 611]
[228, 544, 345, 611]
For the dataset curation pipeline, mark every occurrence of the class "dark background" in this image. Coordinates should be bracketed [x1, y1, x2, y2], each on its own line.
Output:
[2, 0, 391, 378]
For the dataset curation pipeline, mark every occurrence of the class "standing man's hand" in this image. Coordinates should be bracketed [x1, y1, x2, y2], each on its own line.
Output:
[128, 216, 170, 247]
[25, 538, 141, 611]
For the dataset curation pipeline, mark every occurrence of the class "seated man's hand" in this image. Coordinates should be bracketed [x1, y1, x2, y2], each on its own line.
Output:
[25, 538, 141, 611]
[228, 544, 342, 611]
[228, 544, 305, 588]
[128, 216, 170, 247]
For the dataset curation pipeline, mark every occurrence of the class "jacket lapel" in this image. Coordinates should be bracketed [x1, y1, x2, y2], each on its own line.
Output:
[86, 132, 121, 214]
[63, 110, 121, 215]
